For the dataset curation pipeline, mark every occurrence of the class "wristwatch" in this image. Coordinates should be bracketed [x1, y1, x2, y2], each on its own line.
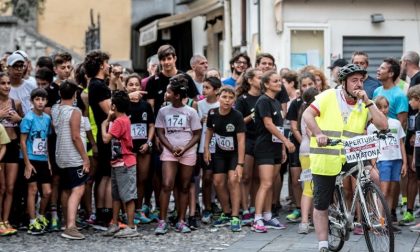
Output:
[147, 141, 153, 147]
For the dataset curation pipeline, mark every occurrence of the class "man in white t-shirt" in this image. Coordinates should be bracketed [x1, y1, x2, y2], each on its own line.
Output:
[7, 51, 37, 115]
[190, 54, 208, 96]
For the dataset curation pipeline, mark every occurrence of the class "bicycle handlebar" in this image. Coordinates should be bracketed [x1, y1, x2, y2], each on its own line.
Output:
[326, 129, 392, 146]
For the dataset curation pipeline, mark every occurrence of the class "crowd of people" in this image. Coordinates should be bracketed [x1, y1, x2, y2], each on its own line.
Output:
[0, 44, 420, 249]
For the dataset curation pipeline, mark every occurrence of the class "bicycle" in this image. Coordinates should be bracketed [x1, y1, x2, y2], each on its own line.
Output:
[326, 130, 394, 252]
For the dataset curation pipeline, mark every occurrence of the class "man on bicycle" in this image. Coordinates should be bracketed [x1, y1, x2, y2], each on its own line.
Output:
[302, 64, 388, 252]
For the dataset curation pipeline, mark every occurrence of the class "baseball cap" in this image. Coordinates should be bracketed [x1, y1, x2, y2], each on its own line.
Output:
[7, 53, 25, 66]
[328, 58, 348, 69]
[14, 50, 29, 60]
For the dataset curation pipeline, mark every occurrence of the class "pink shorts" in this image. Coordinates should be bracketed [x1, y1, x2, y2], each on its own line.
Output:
[160, 148, 197, 166]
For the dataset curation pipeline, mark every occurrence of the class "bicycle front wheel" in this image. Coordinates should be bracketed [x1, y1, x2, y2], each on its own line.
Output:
[328, 186, 346, 252]
[361, 182, 394, 252]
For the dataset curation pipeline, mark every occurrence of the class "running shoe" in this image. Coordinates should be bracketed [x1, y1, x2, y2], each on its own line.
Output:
[28, 219, 44, 235]
[102, 223, 120, 237]
[135, 211, 152, 224]
[175, 221, 191, 233]
[399, 211, 416, 226]
[61, 226, 85, 240]
[0, 222, 11, 236]
[286, 209, 301, 222]
[251, 219, 267, 233]
[400, 202, 407, 215]
[187, 216, 199, 230]
[319, 247, 329, 252]
[230, 217, 242, 232]
[211, 203, 223, 216]
[141, 205, 150, 216]
[201, 210, 213, 224]
[409, 223, 420, 232]
[50, 217, 60, 232]
[241, 210, 253, 226]
[212, 213, 231, 227]
[297, 222, 310, 234]
[38, 215, 49, 231]
[86, 214, 96, 225]
[263, 218, 286, 230]
[114, 226, 139, 238]
[3, 221, 17, 235]
[155, 220, 169, 235]
[149, 210, 160, 222]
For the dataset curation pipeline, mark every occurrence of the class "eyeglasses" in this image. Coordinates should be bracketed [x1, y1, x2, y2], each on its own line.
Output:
[235, 61, 248, 66]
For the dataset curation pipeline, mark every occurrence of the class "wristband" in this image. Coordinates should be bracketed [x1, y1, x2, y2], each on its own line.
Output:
[237, 163, 244, 167]
[365, 102, 374, 108]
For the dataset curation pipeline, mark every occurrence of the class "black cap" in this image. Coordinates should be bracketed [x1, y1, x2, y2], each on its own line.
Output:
[328, 58, 348, 69]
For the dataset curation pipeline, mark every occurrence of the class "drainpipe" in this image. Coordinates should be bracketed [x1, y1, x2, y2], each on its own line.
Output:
[223, 0, 232, 77]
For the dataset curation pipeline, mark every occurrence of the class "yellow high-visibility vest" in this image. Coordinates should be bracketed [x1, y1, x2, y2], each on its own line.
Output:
[310, 89, 369, 176]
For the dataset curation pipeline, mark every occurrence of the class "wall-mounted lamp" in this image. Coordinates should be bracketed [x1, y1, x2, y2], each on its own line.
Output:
[371, 13, 385, 23]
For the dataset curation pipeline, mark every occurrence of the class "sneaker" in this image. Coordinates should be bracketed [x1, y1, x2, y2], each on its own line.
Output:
[297, 222, 310, 234]
[212, 213, 231, 227]
[0, 222, 11, 236]
[201, 210, 213, 224]
[135, 211, 152, 224]
[3, 221, 17, 235]
[76, 218, 89, 230]
[409, 223, 420, 232]
[263, 218, 286, 230]
[241, 211, 253, 226]
[102, 223, 120, 237]
[399, 211, 416, 226]
[286, 209, 302, 222]
[155, 220, 169, 235]
[353, 223, 364, 235]
[400, 203, 407, 215]
[141, 205, 150, 216]
[28, 219, 44, 235]
[149, 210, 160, 222]
[86, 214, 96, 225]
[110, 220, 127, 229]
[251, 219, 267, 233]
[38, 216, 49, 231]
[319, 247, 329, 252]
[211, 203, 222, 216]
[114, 226, 139, 238]
[50, 218, 60, 232]
[230, 217, 241, 232]
[61, 226, 85, 240]
[175, 221, 191, 233]
[187, 216, 199, 230]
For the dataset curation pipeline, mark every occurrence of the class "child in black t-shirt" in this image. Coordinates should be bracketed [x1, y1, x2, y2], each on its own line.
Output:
[204, 86, 245, 232]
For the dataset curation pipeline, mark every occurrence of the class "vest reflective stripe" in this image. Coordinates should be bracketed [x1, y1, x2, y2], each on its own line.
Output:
[342, 130, 363, 138]
[310, 148, 346, 155]
[310, 89, 369, 176]
[321, 130, 342, 138]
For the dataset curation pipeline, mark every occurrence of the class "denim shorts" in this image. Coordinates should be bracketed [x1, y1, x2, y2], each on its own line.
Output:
[377, 160, 402, 182]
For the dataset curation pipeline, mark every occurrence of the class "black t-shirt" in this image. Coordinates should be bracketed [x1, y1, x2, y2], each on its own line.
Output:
[415, 114, 420, 167]
[275, 85, 290, 105]
[129, 100, 154, 151]
[286, 98, 303, 144]
[235, 93, 260, 140]
[408, 72, 420, 133]
[254, 94, 284, 158]
[46, 82, 60, 108]
[146, 71, 199, 113]
[207, 108, 245, 154]
[88, 77, 111, 148]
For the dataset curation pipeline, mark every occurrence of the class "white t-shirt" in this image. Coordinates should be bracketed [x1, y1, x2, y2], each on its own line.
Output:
[197, 99, 219, 153]
[9, 79, 36, 115]
[194, 80, 203, 95]
[367, 118, 405, 161]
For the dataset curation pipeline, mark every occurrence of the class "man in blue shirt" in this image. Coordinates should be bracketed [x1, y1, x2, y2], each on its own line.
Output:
[352, 51, 382, 99]
[222, 53, 250, 87]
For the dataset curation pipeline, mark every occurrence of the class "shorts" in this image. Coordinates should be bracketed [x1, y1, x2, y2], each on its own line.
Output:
[197, 153, 214, 172]
[2, 138, 19, 163]
[160, 148, 196, 166]
[245, 138, 255, 156]
[59, 165, 89, 190]
[377, 160, 402, 182]
[288, 147, 301, 167]
[299, 155, 313, 198]
[25, 160, 52, 184]
[255, 157, 282, 166]
[405, 131, 414, 155]
[111, 165, 137, 203]
[312, 174, 337, 211]
[213, 153, 238, 174]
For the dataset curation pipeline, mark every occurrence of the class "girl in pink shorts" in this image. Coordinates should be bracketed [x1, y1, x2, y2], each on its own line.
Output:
[154, 74, 201, 234]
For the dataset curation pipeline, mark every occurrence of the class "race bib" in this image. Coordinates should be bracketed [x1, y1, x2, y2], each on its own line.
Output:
[409, 116, 416, 131]
[33, 138, 46, 155]
[215, 134, 234, 151]
[298, 169, 312, 182]
[165, 114, 187, 128]
[272, 127, 284, 143]
[415, 131, 420, 147]
[381, 134, 398, 150]
[131, 123, 147, 140]
[209, 136, 216, 153]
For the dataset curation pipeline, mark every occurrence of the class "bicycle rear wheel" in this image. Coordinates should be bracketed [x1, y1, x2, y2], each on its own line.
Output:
[361, 182, 394, 252]
[328, 186, 346, 252]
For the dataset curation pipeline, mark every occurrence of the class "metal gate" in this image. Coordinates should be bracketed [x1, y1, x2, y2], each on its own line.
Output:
[342, 36, 404, 77]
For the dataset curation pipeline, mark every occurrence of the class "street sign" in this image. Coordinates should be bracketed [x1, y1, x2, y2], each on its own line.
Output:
[139, 20, 158, 46]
